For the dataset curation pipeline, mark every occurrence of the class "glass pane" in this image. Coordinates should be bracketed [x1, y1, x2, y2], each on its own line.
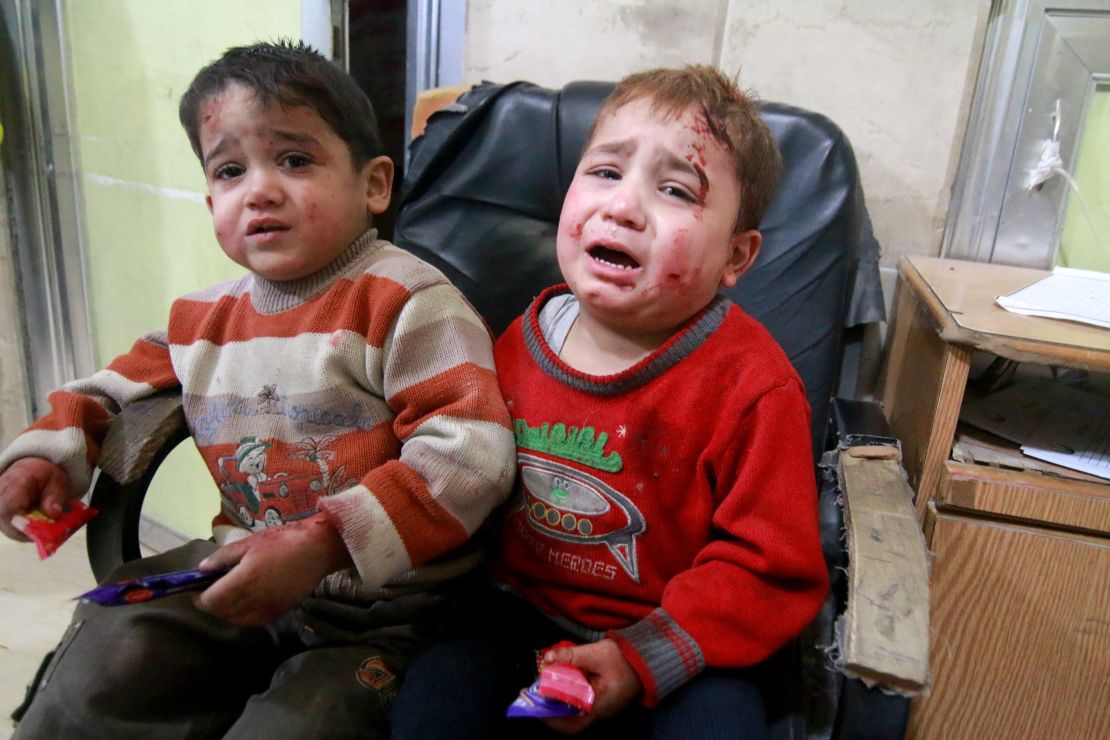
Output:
[1057, 83, 1110, 270]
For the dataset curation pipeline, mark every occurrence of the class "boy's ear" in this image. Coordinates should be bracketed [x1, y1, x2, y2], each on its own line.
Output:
[719, 229, 762, 289]
[364, 155, 394, 215]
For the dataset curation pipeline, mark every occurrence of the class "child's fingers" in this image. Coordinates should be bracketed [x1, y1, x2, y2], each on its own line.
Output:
[193, 555, 261, 623]
[0, 512, 31, 541]
[192, 571, 242, 621]
[543, 641, 607, 671]
[543, 715, 594, 735]
[0, 487, 30, 539]
[0, 459, 60, 540]
[543, 645, 578, 665]
[39, 479, 75, 518]
[198, 541, 247, 572]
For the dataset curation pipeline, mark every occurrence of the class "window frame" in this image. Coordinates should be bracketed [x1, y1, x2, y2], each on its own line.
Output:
[943, 0, 1110, 268]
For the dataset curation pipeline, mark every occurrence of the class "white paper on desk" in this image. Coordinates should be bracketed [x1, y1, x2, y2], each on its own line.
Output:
[1022, 404, 1110, 480]
[995, 267, 1110, 329]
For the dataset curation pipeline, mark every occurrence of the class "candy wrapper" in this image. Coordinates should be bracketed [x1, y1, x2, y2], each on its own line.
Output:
[77, 567, 229, 606]
[537, 664, 594, 712]
[12, 500, 98, 560]
[506, 679, 584, 719]
[506, 641, 595, 719]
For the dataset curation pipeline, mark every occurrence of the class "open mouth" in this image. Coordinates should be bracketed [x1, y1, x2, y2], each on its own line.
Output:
[247, 221, 289, 236]
[588, 245, 640, 271]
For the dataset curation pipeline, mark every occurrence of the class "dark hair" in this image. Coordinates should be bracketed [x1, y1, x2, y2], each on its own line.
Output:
[179, 39, 382, 168]
[590, 65, 781, 232]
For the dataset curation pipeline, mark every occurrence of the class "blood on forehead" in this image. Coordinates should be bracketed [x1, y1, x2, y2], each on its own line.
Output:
[200, 97, 223, 129]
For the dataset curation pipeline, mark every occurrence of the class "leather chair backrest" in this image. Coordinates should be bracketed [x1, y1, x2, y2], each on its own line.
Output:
[395, 81, 879, 461]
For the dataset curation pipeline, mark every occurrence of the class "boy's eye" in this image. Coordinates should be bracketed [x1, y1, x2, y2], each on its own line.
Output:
[588, 166, 621, 181]
[213, 163, 244, 180]
[661, 184, 697, 203]
[280, 153, 313, 169]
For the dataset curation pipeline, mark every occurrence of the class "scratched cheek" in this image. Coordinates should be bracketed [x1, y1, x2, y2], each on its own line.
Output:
[657, 232, 700, 287]
[662, 265, 698, 288]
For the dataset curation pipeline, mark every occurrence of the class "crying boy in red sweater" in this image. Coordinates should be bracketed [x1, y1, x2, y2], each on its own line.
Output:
[391, 66, 828, 739]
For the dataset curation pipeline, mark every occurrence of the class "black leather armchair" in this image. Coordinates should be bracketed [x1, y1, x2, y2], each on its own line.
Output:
[83, 80, 928, 739]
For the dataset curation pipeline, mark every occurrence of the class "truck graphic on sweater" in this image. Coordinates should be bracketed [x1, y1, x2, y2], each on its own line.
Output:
[216, 435, 350, 530]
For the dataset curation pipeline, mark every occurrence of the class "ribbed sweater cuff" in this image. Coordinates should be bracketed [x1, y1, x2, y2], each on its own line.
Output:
[608, 608, 705, 706]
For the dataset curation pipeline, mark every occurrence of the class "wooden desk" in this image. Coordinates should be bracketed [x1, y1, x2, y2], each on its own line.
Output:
[881, 256, 1110, 739]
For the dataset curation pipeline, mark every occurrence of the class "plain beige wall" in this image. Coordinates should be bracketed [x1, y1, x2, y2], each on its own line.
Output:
[464, 0, 992, 295]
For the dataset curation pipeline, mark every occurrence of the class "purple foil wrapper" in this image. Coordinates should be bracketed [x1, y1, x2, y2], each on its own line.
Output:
[78, 567, 228, 606]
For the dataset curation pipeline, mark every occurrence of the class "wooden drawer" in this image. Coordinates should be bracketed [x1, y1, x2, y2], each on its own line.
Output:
[939, 461, 1110, 535]
[909, 510, 1110, 739]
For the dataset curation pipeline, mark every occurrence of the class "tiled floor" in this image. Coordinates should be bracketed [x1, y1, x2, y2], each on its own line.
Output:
[0, 529, 95, 739]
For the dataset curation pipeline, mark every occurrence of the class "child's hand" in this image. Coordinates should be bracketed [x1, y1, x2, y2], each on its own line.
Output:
[0, 458, 72, 541]
[540, 638, 643, 735]
[193, 513, 352, 627]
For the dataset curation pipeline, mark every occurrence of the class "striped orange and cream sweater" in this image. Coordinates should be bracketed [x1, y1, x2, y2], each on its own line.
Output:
[0, 230, 516, 600]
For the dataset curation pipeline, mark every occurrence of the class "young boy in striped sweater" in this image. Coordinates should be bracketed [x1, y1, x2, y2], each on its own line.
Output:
[391, 67, 828, 738]
[0, 40, 515, 737]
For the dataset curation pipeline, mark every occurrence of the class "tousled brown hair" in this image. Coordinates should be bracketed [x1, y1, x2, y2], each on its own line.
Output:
[179, 39, 382, 169]
[589, 65, 781, 232]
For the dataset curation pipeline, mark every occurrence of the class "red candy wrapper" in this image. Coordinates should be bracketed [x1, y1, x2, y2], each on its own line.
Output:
[506, 641, 595, 719]
[12, 500, 98, 559]
[538, 663, 595, 712]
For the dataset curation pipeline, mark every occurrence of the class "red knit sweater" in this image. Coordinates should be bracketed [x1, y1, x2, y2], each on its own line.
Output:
[491, 286, 828, 704]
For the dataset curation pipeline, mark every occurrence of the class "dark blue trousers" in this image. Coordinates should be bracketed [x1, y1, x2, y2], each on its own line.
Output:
[389, 586, 769, 739]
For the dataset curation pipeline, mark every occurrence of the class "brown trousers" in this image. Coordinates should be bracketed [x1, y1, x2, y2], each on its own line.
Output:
[14, 540, 447, 739]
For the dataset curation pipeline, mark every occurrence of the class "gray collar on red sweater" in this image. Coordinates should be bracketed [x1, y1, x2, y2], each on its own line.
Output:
[521, 285, 731, 396]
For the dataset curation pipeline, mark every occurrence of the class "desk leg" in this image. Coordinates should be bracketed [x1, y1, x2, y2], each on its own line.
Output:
[881, 282, 971, 522]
